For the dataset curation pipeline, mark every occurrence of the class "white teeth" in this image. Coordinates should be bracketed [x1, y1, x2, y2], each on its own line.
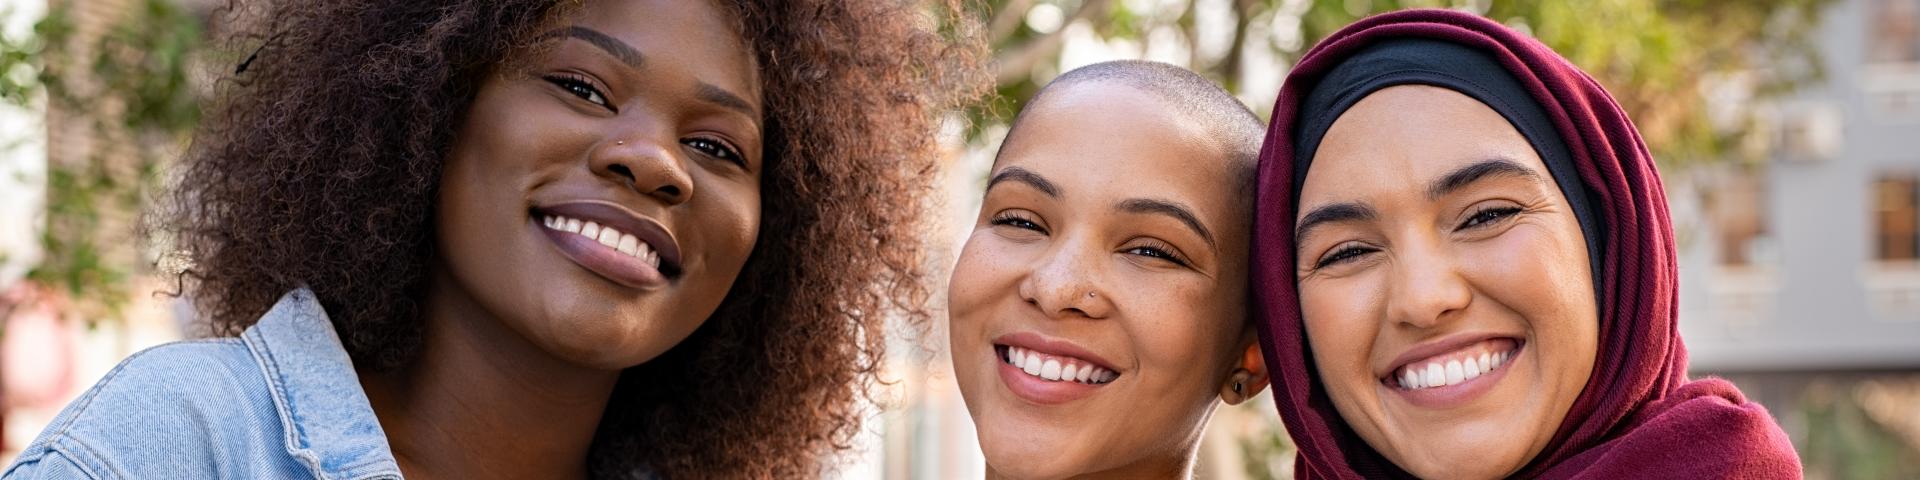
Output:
[617, 234, 639, 256]
[597, 228, 620, 247]
[1002, 346, 1116, 385]
[1040, 360, 1062, 380]
[1395, 348, 1517, 390]
[541, 214, 665, 266]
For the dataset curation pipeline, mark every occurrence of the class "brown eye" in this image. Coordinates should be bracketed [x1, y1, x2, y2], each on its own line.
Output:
[1459, 206, 1522, 230]
[544, 74, 611, 109]
[990, 212, 1046, 234]
[1124, 241, 1189, 267]
[683, 138, 744, 166]
[1315, 244, 1377, 269]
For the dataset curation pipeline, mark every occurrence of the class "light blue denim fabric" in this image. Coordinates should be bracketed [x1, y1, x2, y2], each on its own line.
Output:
[3, 288, 402, 479]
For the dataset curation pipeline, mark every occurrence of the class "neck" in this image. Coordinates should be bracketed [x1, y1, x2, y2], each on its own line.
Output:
[984, 451, 1194, 480]
[360, 276, 620, 480]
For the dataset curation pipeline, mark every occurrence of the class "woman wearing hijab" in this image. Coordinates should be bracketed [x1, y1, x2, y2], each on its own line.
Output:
[1252, 9, 1800, 479]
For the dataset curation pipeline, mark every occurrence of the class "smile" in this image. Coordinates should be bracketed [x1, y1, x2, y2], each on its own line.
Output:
[990, 333, 1123, 405]
[543, 214, 662, 268]
[532, 202, 684, 289]
[1001, 345, 1117, 385]
[1385, 337, 1521, 391]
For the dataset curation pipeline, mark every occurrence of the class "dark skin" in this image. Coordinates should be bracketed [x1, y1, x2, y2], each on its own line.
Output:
[358, 1, 764, 478]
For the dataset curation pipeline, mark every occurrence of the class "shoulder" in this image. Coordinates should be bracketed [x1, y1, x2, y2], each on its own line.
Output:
[1558, 378, 1801, 479]
[5, 339, 293, 479]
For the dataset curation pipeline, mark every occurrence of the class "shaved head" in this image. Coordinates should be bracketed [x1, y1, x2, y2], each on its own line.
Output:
[1001, 60, 1264, 188]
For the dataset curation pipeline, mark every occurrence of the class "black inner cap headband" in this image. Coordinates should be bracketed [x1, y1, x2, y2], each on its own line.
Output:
[1289, 38, 1604, 286]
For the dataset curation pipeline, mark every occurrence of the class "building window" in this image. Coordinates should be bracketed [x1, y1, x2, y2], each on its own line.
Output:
[1877, 174, 1920, 262]
[1707, 169, 1773, 267]
[1871, 0, 1920, 65]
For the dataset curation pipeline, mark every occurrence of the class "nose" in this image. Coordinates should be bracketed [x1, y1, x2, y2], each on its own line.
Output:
[591, 127, 694, 206]
[1017, 237, 1115, 320]
[1384, 240, 1472, 329]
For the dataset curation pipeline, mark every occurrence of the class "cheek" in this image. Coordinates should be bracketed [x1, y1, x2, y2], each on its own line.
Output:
[1468, 224, 1600, 386]
[1117, 271, 1240, 392]
[685, 175, 762, 276]
[948, 232, 1026, 326]
[714, 182, 762, 255]
[1299, 278, 1384, 380]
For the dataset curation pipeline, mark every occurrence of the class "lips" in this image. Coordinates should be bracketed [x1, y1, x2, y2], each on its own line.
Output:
[990, 332, 1122, 405]
[1000, 345, 1118, 385]
[1377, 336, 1523, 409]
[1391, 341, 1517, 390]
[533, 201, 684, 288]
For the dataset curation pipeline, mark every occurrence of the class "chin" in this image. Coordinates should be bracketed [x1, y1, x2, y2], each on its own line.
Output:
[1386, 430, 1532, 480]
[973, 419, 1086, 480]
[532, 312, 690, 370]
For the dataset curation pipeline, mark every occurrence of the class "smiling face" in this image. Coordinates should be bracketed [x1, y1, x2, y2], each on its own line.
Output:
[432, 0, 762, 370]
[948, 82, 1264, 479]
[1292, 85, 1598, 479]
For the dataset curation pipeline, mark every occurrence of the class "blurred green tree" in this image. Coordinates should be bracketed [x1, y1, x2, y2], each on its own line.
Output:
[0, 0, 204, 324]
[979, 0, 1833, 166]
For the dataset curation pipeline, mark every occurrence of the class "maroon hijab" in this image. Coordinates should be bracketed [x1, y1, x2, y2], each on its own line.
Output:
[1251, 9, 1800, 479]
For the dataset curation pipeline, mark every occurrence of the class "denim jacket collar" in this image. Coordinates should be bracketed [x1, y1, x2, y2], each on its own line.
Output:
[241, 288, 402, 479]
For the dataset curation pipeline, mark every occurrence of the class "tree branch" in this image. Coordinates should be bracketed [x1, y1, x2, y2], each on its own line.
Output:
[992, 0, 1113, 85]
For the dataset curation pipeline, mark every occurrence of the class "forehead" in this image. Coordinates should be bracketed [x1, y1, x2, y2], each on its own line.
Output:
[1299, 85, 1543, 206]
[999, 84, 1242, 219]
[553, 0, 758, 93]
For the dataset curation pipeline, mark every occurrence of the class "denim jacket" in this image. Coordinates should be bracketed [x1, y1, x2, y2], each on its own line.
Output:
[3, 289, 402, 479]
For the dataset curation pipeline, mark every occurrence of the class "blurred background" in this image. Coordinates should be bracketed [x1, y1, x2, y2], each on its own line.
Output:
[0, 0, 1915, 478]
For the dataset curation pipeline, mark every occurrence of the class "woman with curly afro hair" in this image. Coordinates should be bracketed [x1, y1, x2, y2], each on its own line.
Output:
[3, 0, 987, 478]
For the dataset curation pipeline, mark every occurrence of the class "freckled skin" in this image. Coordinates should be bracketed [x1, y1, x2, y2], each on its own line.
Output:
[948, 82, 1269, 480]
[360, 1, 765, 478]
[1294, 86, 1599, 480]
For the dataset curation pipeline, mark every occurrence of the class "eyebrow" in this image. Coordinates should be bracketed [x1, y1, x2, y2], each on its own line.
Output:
[1118, 198, 1217, 249]
[1293, 202, 1377, 246]
[1426, 158, 1544, 201]
[985, 167, 1060, 197]
[697, 82, 758, 116]
[542, 27, 759, 119]
[1292, 158, 1544, 245]
[542, 26, 645, 69]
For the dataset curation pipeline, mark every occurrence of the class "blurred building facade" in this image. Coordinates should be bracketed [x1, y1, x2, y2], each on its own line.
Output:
[1679, 0, 1920, 373]
[1676, 0, 1920, 477]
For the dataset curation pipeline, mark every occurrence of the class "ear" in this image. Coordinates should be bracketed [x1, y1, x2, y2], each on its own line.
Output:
[1219, 337, 1271, 406]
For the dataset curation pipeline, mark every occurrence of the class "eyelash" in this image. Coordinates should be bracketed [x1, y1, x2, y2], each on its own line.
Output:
[544, 74, 611, 110]
[1126, 240, 1190, 267]
[684, 138, 745, 165]
[989, 211, 1045, 233]
[1312, 206, 1523, 269]
[1315, 243, 1377, 269]
[990, 212, 1190, 266]
[546, 74, 747, 166]
[1459, 206, 1523, 230]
